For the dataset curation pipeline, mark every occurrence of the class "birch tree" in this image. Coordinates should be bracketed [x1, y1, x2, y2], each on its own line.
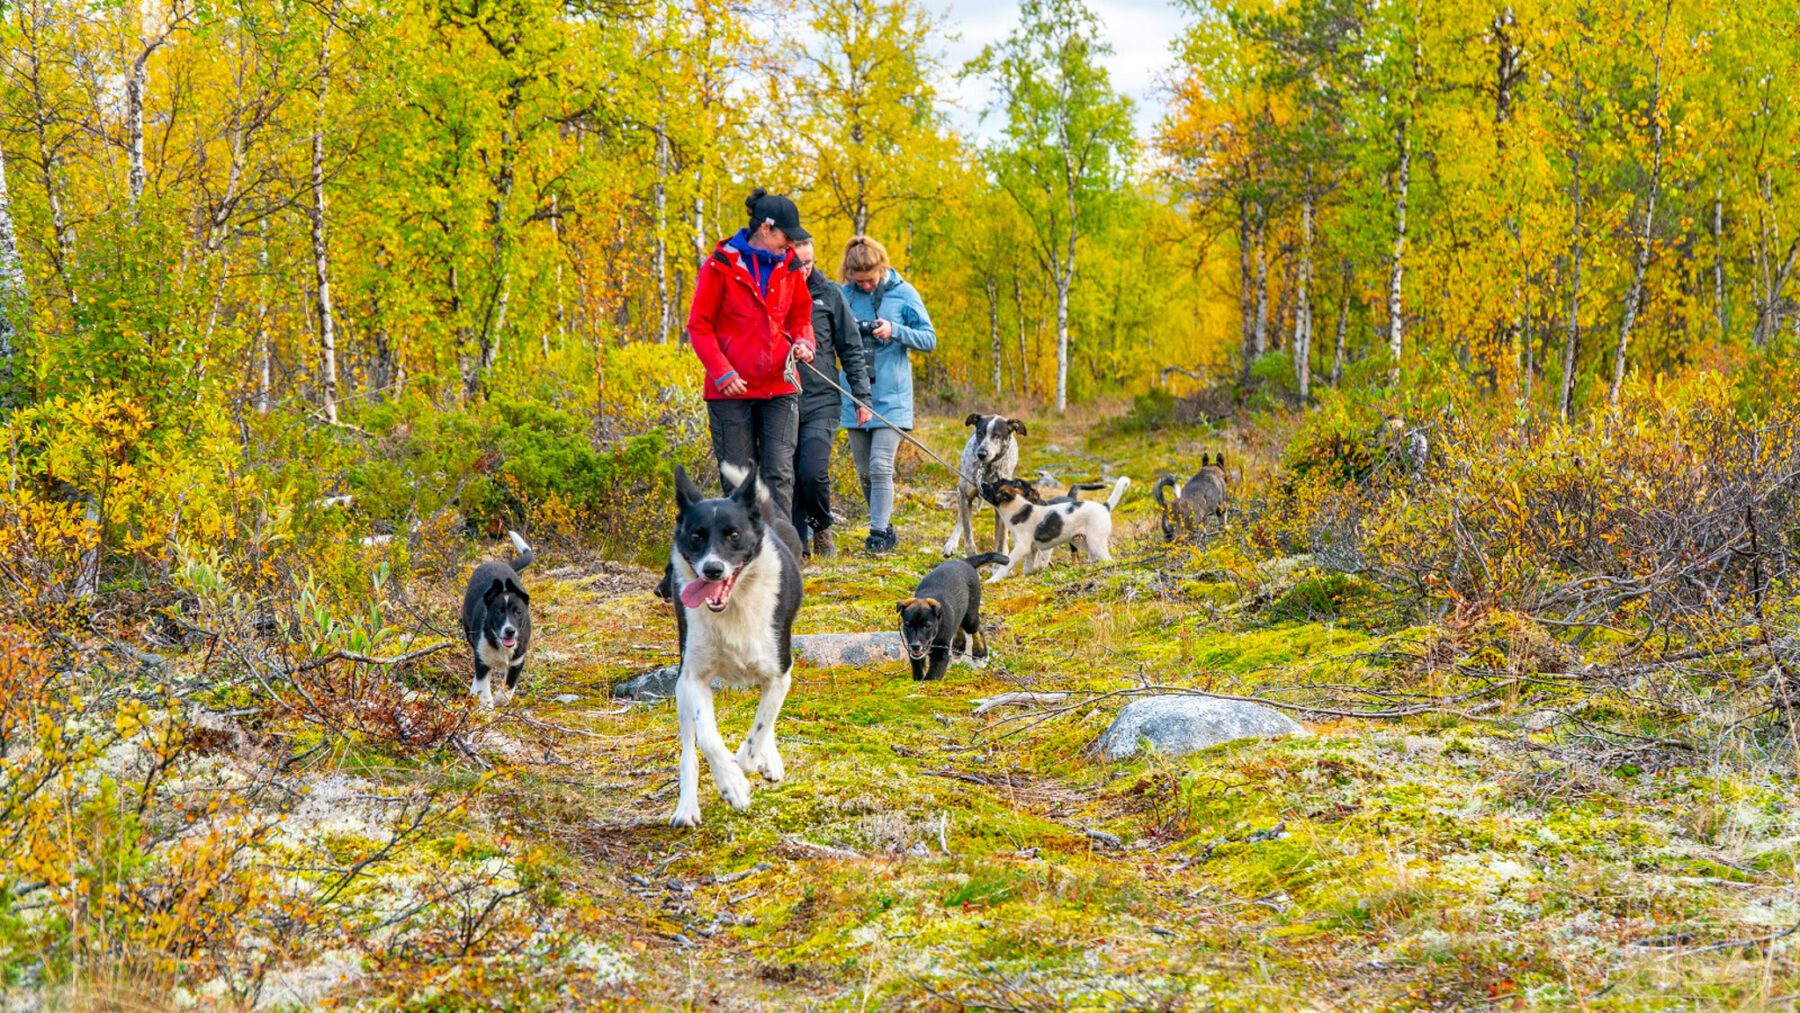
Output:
[970, 0, 1133, 413]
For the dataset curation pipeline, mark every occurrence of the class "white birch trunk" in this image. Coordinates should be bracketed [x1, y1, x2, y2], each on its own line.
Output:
[0, 142, 29, 379]
[1387, 122, 1411, 385]
[1295, 192, 1314, 401]
[309, 2, 340, 423]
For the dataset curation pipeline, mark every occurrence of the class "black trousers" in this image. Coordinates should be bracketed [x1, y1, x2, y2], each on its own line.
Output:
[791, 403, 840, 535]
[706, 394, 799, 519]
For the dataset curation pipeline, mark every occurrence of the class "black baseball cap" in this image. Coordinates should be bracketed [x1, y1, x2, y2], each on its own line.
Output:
[750, 191, 810, 242]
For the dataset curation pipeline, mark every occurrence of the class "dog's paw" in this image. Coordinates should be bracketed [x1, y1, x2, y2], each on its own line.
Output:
[471, 683, 495, 708]
[740, 742, 786, 783]
[968, 653, 991, 670]
[493, 687, 516, 707]
[669, 801, 703, 828]
[714, 762, 752, 811]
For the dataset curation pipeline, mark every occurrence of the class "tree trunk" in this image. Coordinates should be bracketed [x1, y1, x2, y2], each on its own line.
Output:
[1331, 258, 1352, 387]
[126, 12, 149, 207]
[654, 125, 671, 344]
[22, 38, 77, 303]
[1387, 120, 1411, 385]
[309, 0, 341, 423]
[0, 142, 29, 393]
[1560, 146, 1584, 423]
[470, 97, 519, 396]
[1713, 187, 1727, 338]
[1608, 2, 1669, 409]
[1252, 209, 1270, 360]
[1295, 191, 1314, 401]
[1012, 271, 1029, 397]
[1238, 198, 1256, 374]
[1054, 265, 1071, 414]
[985, 273, 1002, 397]
[255, 216, 271, 413]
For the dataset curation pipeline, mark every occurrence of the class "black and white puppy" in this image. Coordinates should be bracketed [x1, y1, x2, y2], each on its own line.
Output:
[461, 530, 535, 707]
[897, 552, 1008, 681]
[666, 462, 803, 828]
[945, 413, 1027, 557]
[980, 476, 1130, 582]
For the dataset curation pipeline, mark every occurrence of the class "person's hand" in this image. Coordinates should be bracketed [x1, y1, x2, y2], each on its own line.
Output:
[793, 343, 815, 363]
[856, 405, 874, 425]
[719, 376, 748, 396]
[873, 318, 894, 341]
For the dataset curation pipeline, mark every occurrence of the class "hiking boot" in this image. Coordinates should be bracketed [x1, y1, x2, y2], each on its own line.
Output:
[812, 525, 837, 559]
[865, 526, 898, 555]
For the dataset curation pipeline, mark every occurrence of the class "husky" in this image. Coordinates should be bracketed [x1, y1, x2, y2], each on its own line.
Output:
[460, 530, 535, 707]
[944, 413, 1028, 557]
[981, 476, 1130, 582]
[665, 462, 804, 828]
[896, 552, 1009, 681]
[1152, 454, 1229, 541]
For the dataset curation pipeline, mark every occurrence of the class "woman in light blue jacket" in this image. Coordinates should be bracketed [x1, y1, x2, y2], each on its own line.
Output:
[838, 235, 936, 554]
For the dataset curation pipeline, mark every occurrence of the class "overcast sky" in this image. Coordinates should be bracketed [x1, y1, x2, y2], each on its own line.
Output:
[935, 0, 1189, 143]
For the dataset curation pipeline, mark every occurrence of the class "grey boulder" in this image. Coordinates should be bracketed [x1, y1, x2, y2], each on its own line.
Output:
[611, 664, 681, 701]
[1097, 695, 1304, 761]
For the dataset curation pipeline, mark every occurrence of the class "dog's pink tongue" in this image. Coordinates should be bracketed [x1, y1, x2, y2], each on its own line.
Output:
[679, 579, 719, 608]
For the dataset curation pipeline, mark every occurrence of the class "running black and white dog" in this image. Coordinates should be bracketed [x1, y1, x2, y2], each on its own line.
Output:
[944, 413, 1027, 557]
[665, 461, 804, 828]
[460, 530, 535, 707]
[897, 552, 1008, 681]
[980, 476, 1130, 582]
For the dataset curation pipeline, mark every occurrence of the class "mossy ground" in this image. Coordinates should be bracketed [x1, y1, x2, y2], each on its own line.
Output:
[136, 408, 1800, 1008]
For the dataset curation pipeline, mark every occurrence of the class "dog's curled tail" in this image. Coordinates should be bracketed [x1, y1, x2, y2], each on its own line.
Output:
[1105, 476, 1131, 511]
[1151, 474, 1175, 509]
[718, 461, 772, 507]
[964, 551, 1009, 570]
[507, 530, 536, 572]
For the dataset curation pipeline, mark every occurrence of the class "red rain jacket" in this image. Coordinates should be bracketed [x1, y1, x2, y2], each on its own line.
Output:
[685, 239, 816, 400]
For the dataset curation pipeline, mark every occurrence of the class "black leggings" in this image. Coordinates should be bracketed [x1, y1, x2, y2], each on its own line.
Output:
[791, 403, 839, 534]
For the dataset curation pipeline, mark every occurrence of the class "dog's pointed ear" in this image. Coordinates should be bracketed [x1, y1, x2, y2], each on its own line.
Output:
[922, 597, 941, 614]
[483, 577, 507, 602]
[1215, 452, 1226, 468]
[1008, 419, 1028, 437]
[896, 598, 913, 614]
[729, 465, 760, 507]
[964, 413, 981, 427]
[505, 577, 529, 603]
[674, 465, 703, 510]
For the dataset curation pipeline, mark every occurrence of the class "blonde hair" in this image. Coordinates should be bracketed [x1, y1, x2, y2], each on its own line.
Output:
[840, 235, 890, 282]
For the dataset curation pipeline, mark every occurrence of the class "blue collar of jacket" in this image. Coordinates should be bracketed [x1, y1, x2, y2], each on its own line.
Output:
[725, 229, 786, 297]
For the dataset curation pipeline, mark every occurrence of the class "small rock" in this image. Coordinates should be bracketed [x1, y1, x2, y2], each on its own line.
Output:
[1096, 695, 1304, 761]
[611, 665, 680, 701]
[553, 693, 580, 704]
[793, 632, 975, 668]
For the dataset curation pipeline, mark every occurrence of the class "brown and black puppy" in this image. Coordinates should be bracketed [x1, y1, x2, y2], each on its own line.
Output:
[896, 552, 1009, 680]
[1152, 454, 1229, 542]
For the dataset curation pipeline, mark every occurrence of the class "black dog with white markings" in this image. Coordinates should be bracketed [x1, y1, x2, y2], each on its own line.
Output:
[461, 530, 535, 707]
[896, 552, 1008, 681]
[665, 462, 804, 828]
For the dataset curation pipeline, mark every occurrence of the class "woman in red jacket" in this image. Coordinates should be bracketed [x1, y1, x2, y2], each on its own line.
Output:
[686, 188, 818, 515]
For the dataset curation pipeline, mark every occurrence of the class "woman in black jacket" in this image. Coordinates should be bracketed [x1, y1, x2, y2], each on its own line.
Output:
[789, 240, 873, 557]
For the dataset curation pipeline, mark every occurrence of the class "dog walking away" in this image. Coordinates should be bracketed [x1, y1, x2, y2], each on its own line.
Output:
[945, 413, 1027, 557]
[461, 531, 535, 707]
[981, 476, 1129, 582]
[1152, 454, 1229, 541]
[666, 462, 803, 828]
[897, 552, 1008, 681]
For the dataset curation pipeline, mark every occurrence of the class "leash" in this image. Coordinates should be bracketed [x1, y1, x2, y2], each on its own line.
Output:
[790, 350, 986, 490]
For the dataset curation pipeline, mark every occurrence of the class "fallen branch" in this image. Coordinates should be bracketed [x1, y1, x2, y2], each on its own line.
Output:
[972, 691, 1068, 715]
[781, 837, 862, 861]
[1650, 921, 1800, 957]
[291, 641, 454, 674]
